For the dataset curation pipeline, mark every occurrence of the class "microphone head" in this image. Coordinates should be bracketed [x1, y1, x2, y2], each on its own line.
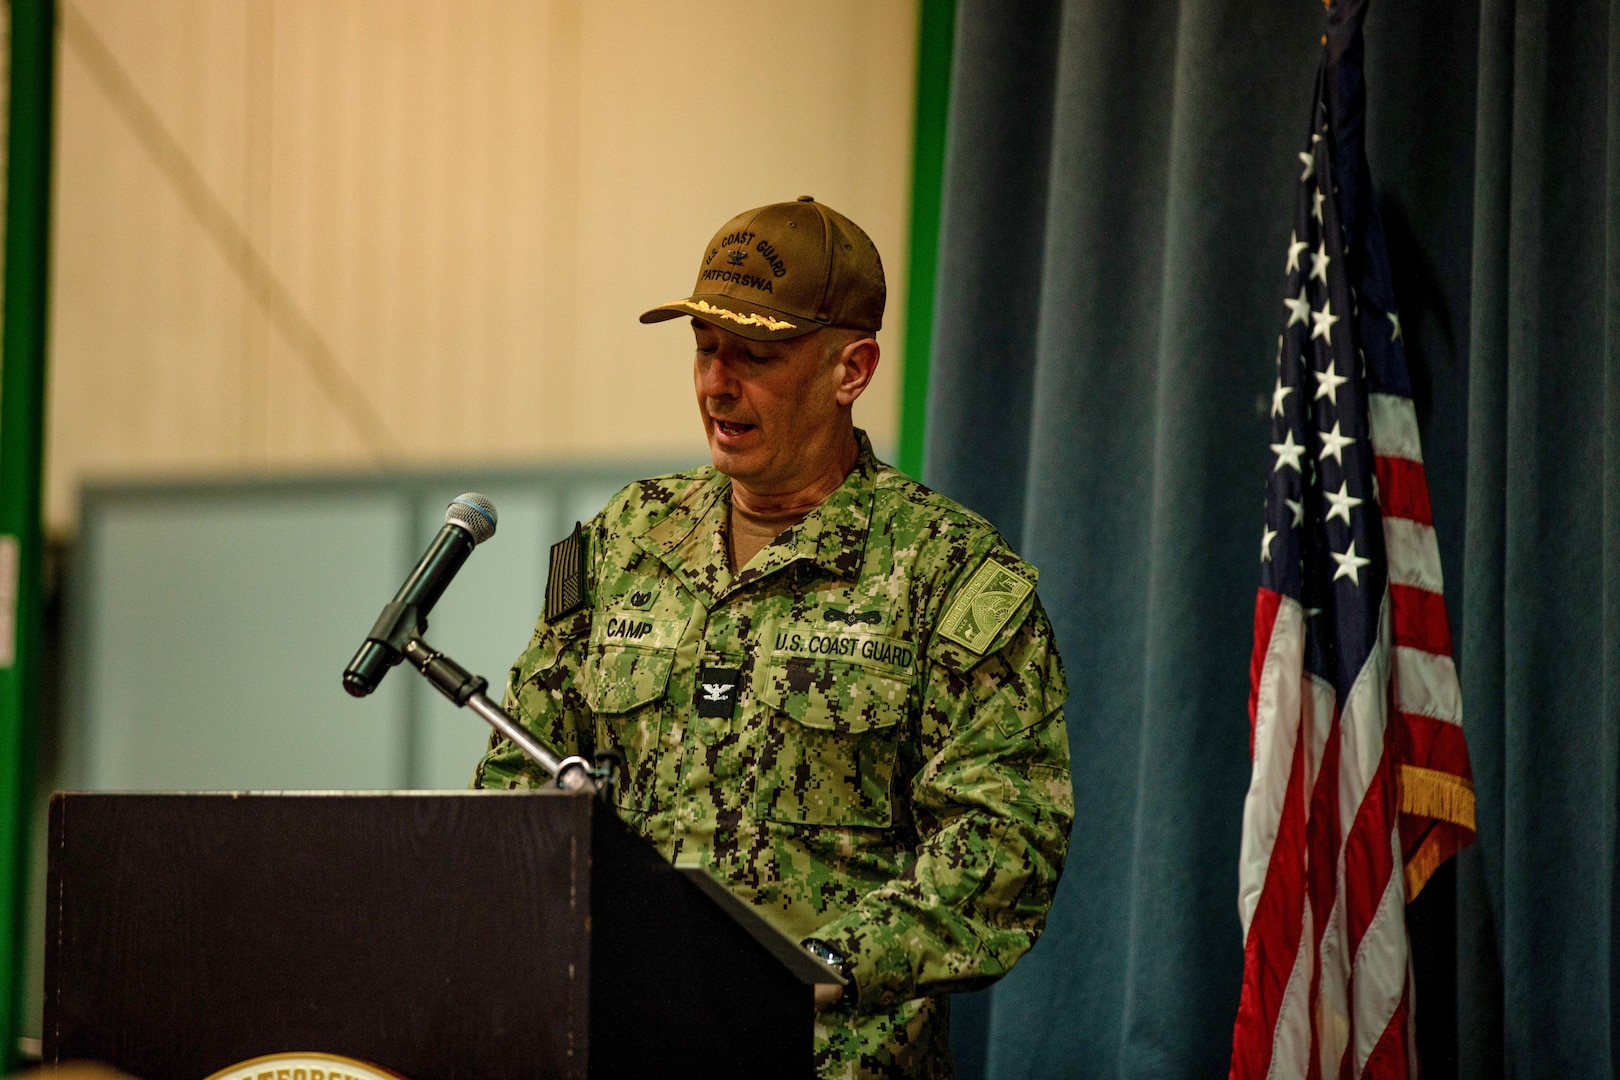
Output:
[445, 493, 498, 544]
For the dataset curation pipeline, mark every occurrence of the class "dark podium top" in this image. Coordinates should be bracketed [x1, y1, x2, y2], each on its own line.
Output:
[44, 791, 832, 1080]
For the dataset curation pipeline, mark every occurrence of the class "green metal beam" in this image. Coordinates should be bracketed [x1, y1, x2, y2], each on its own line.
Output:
[896, 0, 956, 481]
[0, 0, 54, 1068]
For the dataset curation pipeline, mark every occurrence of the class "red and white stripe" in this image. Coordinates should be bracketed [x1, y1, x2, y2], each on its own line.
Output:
[1230, 393, 1471, 1080]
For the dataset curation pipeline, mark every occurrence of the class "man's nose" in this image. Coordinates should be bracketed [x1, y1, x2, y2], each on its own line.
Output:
[698, 354, 739, 398]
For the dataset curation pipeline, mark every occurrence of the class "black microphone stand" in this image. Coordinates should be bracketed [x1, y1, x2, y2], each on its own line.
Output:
[362, 601, 620, 798]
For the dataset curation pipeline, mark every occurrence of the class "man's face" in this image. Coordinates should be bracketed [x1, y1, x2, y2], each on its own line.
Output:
[691, 319, 847, 495]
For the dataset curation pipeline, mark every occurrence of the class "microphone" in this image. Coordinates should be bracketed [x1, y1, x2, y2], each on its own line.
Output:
[342, 493, 498, 698]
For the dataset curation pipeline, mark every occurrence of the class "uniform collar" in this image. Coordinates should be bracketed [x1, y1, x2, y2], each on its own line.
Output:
[637, 429, 879, 608]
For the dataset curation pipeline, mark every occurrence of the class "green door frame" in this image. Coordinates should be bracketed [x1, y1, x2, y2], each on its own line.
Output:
[0, 0, 55, 1068]
[896, 0, 955, 481]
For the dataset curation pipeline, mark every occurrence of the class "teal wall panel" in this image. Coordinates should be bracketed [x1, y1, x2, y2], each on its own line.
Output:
[411, 486, 553, 790]
[82, 495, 412, 791]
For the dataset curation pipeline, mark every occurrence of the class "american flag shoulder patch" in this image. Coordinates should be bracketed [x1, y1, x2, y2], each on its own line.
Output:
[544, 521, 587, 623]
[939, 557, 1034, 654]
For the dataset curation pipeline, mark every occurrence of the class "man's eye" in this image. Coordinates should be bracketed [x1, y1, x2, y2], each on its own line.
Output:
[746, 352, 769, 362]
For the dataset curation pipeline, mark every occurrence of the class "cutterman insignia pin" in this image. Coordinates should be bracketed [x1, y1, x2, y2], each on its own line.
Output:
[938, 558, 1035, 654]
[544, 521, 587, 623]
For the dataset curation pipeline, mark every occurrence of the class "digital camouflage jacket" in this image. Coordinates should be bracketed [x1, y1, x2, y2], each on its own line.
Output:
[474, 432, 1073, 1079]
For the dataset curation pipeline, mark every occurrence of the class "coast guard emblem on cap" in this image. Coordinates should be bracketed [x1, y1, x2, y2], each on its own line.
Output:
[939, 559, 1034, 654]
[727, 249, 746, 265]
[545, 521, 587, 623]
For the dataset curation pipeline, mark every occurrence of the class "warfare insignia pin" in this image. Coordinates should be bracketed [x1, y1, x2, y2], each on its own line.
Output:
[727, 249, 747, 265]
[938, 558, 1034, 654]
[695, 665, 741, 718]
[824, 607, 881, 626]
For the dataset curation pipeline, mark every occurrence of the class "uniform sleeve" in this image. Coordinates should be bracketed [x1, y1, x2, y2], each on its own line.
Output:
[807, 571, 1074, 1008]
[470, 528, 599, 789]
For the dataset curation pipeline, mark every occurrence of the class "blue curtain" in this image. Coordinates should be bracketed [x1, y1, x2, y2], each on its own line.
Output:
[923, 1, 1619, 1077]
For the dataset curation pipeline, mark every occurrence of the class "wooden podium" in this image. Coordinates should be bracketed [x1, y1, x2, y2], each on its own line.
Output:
[44, 791, 830, 1080]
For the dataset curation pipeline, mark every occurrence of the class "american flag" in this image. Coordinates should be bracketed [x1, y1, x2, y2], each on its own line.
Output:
[1228, 3, 1476, 1078]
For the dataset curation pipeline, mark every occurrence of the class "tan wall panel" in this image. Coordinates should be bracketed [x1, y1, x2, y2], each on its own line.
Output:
[50, 1, 256, 490]
[45, 0, 919, 529]
[571, 0, 916, 459]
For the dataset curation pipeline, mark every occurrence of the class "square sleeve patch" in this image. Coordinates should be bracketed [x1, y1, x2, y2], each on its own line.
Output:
[544, 521, 587, 623]
[938, 558, 1035, 654]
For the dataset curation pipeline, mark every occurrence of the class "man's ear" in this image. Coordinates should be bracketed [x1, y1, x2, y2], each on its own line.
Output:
[834, 337, 880, 407]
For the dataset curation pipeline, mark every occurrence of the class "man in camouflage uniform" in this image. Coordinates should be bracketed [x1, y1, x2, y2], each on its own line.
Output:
[474, 198, 1071, 1078]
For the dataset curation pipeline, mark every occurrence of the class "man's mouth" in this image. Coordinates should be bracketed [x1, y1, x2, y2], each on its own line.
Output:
[714, 419, 755, 438]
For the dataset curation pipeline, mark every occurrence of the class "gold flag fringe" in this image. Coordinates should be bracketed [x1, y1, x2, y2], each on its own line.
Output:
[1399, 765, 1477, 901]
[1398, 764, 1476, 830]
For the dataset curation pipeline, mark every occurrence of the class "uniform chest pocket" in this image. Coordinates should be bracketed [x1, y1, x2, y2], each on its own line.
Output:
[583, 644, 675, 714]
[583, 610, 685, 714]
[752, 652, 912, 828]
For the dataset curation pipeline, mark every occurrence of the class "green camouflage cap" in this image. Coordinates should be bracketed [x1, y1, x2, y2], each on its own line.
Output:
[640, 196, 885, 341]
